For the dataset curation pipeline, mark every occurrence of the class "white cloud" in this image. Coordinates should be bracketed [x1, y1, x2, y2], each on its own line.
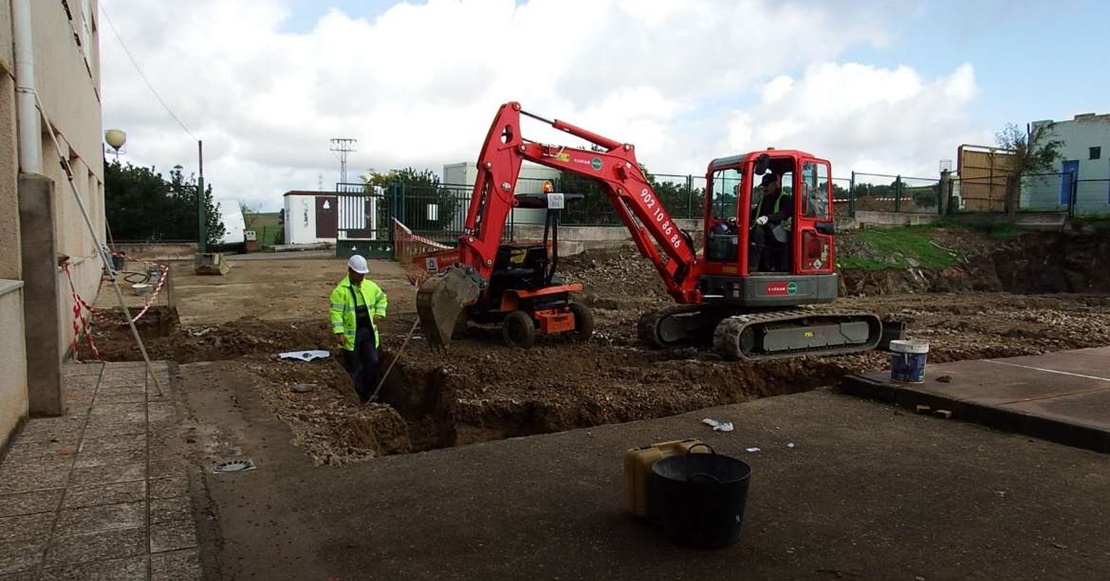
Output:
[723, 61, 990, 178]
[100, 0, 979, 210]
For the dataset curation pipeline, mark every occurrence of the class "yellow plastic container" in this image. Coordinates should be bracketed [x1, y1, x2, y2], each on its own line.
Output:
[623, 438, 707, 518]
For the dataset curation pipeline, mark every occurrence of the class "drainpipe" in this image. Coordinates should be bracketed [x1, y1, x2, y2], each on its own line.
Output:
[13, 0, 43, 174]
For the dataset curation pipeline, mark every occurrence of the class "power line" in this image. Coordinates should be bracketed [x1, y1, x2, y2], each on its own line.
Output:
[98, 1, 197, 140]
[328, 137, 355, 183]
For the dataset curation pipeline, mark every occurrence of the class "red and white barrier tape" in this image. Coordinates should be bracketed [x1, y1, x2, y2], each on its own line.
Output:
[63, 261, 100, 360]
[391, 217, 451, 250]
[64, 253, 170, 327]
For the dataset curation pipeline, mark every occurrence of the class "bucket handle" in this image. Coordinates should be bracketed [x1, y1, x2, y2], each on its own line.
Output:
[688, 472, 722, 484]
[687, 442, 716, 455]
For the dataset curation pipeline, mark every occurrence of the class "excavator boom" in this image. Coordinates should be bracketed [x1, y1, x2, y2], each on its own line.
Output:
[417, 102, 701, 348]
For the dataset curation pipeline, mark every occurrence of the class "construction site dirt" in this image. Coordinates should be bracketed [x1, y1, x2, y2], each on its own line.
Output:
[89, 229, 1110, 465]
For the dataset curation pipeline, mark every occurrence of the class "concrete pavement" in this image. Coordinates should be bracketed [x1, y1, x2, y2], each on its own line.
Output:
[185, 362, 1110, 581]
[842, 346, 1110, 453]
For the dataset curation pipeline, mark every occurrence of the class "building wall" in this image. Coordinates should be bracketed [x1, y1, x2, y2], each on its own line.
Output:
[0, 282, 28, 449]
[32, 0, 105, 361]
[0, 0, 104, 440]
[1025, 114, 1110, 213]
[284, 194, 320, 245]
[0, 5, 18, 281]
[442, 161, 561, 226]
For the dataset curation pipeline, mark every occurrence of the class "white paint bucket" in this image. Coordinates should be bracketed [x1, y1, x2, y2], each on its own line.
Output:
[890, 339, 929, 383]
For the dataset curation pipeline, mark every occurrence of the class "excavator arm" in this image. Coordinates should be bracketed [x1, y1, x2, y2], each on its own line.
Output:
[417, 102, 702, 346]
[461, 102, 700, 299]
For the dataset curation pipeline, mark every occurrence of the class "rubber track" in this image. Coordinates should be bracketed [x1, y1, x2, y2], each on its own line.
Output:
[712, 310, 882, 361]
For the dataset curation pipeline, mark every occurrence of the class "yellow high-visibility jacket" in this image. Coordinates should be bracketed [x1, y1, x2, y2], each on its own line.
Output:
[329, 276, 387, 349]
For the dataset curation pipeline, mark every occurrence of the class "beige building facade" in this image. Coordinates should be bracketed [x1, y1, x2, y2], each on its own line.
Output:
[0, 0, 105, 449]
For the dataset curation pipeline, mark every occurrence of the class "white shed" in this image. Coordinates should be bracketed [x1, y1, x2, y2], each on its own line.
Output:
[282, 190, 339, 245]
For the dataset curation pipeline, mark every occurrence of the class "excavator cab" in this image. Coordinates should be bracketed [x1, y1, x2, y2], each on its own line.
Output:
[697, 150, 839, 306]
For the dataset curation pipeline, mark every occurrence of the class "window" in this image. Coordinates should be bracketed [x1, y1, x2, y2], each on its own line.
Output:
[801, 162, 830, 219]
[1091, 147, 1102, 160]
[709, 169, 741, 221]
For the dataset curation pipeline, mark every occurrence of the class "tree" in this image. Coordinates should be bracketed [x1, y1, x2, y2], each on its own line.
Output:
[996, 122, 1064, 215]
[239, 201, 258, 230]
[556, 164, 702, 224]
[105, 159, 225, 245]
[363, 167, 460, 232]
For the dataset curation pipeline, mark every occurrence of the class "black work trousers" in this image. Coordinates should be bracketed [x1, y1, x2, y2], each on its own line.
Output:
[343, 328, 379, 403]
[749, 224, 789, 273]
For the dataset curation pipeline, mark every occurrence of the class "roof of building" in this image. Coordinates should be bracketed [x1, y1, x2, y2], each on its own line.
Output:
[282, 190, 335, 197]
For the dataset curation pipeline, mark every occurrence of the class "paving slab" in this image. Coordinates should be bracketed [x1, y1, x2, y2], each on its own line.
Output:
[841, 346, 1110, 453]
[0, 362, 202, 578]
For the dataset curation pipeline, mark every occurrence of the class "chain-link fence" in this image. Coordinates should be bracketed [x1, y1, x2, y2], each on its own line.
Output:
[950, 172, 1110, 217]
[553, 173, 707, 225]
[379, 166, 1105, 244]
[848, 172, 941, 215]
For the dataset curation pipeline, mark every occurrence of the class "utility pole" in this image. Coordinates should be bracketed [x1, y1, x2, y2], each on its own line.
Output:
[330, 138, 357, 185]
[198, 140, 206, 253]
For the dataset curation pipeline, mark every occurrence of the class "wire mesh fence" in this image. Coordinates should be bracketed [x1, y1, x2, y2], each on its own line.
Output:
[849, 172, 941, 215]
[363, 166, 1108, 257]
[950, 172, 1109, 217]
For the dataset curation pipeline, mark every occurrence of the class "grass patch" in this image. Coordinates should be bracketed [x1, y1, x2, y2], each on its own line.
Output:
[839, 226, 958, 271]
[1070, 215, 1110, 233]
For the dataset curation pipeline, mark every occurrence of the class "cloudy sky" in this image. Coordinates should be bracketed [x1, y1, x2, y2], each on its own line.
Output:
[99, 0, 1107, 211]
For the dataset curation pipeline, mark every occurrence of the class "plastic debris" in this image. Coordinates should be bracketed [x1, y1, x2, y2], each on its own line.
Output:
[787, 442, 796, 448]
[279, 350, 330, 362]
[745, 447, 761, 453]
[213, 459, 256, 473]
[701, 418, 734, 432]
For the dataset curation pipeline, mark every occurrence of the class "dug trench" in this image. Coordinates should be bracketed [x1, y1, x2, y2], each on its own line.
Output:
[89, 229, 1110, 465]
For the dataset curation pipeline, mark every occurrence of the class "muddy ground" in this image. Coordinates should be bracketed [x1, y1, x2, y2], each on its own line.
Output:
[89, 229, 1110, 465]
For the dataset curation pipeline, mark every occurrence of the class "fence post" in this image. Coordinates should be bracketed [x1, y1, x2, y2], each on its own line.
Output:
[686, 174, 693, 218]
[894, 176, 902, 213]
[939, 170, 951, 215]
[849, 171, 856, 218]
[1069, 173, 1078, 219]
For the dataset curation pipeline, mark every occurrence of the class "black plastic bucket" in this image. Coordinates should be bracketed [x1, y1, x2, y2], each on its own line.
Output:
[650, 444, 752, 549]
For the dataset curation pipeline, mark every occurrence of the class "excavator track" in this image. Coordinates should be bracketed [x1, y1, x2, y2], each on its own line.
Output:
[639, 305, 884, 361]
[637, 304, 712, 347]
[712, 310, 883, 361]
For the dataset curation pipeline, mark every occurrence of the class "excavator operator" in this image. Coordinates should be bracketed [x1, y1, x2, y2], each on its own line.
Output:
[749, 173, 792, 272]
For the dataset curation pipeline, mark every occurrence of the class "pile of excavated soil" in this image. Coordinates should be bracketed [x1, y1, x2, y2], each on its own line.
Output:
[91, 229, 1110, 463]
[89, 314, 334, 363]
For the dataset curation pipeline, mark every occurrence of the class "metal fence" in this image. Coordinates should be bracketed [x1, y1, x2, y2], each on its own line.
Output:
[347, 167, 1105, 259]
[950, 172, 1110, 217]
[847, 172, 941, 215]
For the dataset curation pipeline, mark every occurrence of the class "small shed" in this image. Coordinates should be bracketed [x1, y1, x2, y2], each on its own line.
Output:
[282, 190, 340, 245]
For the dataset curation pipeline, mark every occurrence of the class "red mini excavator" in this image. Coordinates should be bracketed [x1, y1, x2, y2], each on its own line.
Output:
[414, 102, 884, 360]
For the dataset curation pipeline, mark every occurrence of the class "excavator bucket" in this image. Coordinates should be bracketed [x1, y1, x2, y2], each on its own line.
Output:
[416, 264, 484, 348]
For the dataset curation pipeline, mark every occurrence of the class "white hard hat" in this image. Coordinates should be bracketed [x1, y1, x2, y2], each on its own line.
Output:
[347, 255, 369, 274]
